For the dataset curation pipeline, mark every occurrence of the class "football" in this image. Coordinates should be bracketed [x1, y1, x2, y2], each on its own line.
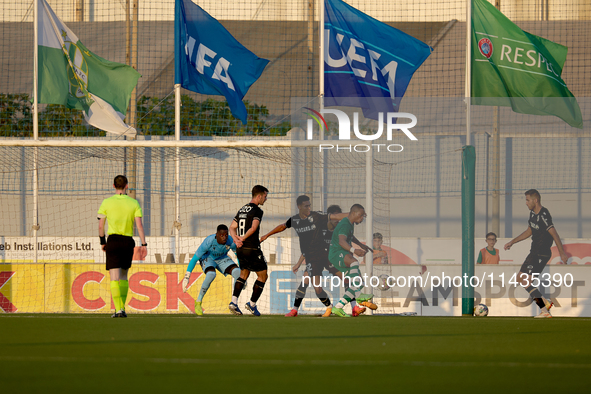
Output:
[474, 303, 489, 316]
[378, 274, 392, 292]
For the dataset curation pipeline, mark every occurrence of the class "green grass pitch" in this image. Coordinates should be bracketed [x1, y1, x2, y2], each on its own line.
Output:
[1, 314, 590, 393]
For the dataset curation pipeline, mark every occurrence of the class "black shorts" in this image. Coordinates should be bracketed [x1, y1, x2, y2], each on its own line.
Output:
[519, 252, 551, 276]
[305, 252, 339, 277]
[236, 247, 267, 272]
[105, 234, 135, 271]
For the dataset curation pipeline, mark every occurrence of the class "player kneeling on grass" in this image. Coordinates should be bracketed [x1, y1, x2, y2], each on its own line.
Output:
[182, 224, 240, 316]
[328, 204, 377, 317]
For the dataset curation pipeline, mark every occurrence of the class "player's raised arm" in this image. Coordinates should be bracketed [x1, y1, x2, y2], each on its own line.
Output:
[260, 222, 287, 243]
[328, 212, 348, 222]
[504, 227, 532, 250]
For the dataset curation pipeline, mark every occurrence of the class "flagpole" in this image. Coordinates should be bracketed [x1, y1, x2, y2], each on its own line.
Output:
[174, 83, 181, 264]
[318, 0, 326, 212]
[463, 0, 475, 317]
[319, 0, 324, 121]
[33, 0, 39, 265]
[365, 141, 374, 315]
[492, 0, 501, 236]
[128, 0, 139, 201]
[33, 0, 38, 142]
[465, 0, 472, 146]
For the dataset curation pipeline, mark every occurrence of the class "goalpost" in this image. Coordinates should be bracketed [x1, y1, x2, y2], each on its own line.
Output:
[0, 136, 381, 315]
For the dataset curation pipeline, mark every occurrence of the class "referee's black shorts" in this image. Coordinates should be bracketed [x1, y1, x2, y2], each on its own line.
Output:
[105, 234, 135, 271]
[519, 252, 551, 276]
[236, 247, 267, 272]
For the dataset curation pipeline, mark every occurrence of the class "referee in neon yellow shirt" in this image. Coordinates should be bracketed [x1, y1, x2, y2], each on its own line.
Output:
[98, 175, 147, 318]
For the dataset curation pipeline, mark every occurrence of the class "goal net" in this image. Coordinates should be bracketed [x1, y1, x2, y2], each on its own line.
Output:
[1, 0, 589, 315]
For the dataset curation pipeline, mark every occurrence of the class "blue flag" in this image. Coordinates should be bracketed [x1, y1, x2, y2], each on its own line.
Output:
[174, 0, 269, 124]
[324, 0, 432, 119]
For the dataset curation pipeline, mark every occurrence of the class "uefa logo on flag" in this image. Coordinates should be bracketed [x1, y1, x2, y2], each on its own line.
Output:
[478, 38, 493, 59]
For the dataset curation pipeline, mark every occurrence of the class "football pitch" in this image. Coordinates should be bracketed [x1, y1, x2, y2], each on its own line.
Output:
[1, 315, 590, 393]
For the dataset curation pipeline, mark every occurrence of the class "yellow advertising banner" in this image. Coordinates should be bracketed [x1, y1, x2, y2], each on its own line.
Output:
[0, 263, 232, 314]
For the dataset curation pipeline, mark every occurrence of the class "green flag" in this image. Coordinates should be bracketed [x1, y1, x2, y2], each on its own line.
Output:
[471, 0, 582, 129]
[37, 0, 141, 136]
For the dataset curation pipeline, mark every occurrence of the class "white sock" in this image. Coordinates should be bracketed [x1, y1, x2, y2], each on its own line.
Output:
[351, 300, 357, 308]
[231, 296, 238, 304]
[250, 301, 257, 307]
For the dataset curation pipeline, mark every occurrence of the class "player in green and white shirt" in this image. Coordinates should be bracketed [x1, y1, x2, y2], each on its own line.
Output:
[328, 204, 375, 317]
